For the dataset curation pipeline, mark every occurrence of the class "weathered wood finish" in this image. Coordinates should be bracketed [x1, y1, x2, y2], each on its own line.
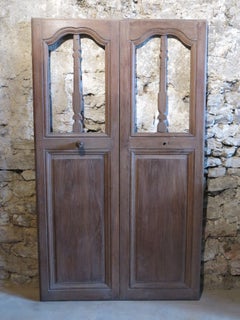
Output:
[32, 18, 207, 300]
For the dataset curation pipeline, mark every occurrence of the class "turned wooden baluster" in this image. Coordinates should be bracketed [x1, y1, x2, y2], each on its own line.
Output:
[157, 35, 168, 132]
[72, 34, 84, 133]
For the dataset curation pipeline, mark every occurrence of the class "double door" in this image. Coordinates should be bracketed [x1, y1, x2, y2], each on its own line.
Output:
[32, 19, 207, 300]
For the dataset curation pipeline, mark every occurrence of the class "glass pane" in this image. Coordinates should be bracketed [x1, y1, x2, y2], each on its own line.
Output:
[135, 37, 160, 133]
[167, 38, 190, 133]
[49, 36, 74, 133]
[49, 35, 106, 134]
[81, 38, 105, 133]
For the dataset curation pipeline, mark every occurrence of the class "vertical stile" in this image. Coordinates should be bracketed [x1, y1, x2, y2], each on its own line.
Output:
[157, 35, 168, 132]
[72, 34, 84, 132]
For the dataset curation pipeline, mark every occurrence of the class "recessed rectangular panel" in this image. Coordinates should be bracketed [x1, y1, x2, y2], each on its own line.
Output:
[131, 153, 188, 287]
[47, 152, 108, 287]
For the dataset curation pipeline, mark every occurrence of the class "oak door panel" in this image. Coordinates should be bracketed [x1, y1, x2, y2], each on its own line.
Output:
[131, 153, 188, 286]
[48, 152, 108, 286]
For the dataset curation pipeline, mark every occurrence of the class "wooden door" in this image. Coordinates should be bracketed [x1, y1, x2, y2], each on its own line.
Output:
[120, 20, 207, 299]
[32, 19, 207, 301]
[32, 19, 120, 300]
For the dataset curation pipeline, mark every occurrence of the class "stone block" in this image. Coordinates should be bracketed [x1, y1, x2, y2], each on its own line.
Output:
[209, 124, 238, 141]
[208, 176, 238, 192]
[206, 196, 222, 220]
[206, 115, 215, 127]
[208, 167, 226, 178]
[0, 211, 9, 226]
[4, 255, 38, 277]
[215, 113, 233, 125]
[11, 242, 38, 259]
[203, 238, 219, 262]
[206, 157, 222, 168]
[223, 243, 240, 260]
[3, 199, 36, 215]
[220, 147, 236, 158]
[0, 149, 35, 171]
[0, 171, 21, 182]
[0, 226, 23, 243]
[12, 180, 35, 198]
[222, 135, 240, 146]
[204, 256, 228, 275]
[205, 219, 237, 238]
[207, 138, 222, 150]
[12, 214, 36, 228]
[222, 202, 240, 219]
[225, 157, 240, 168]
[203, 274, 223, 290]
[221, 188, 238, 201]
[208, 94, 224, 112]
[0, 186, 13, 204]
[21, 170, 35, 181]
[230, 259, 240, 276]
[228, 168, 240, 176]
[23, 228, 38, 246]
[0, 269, 9, 280]
[225, 89, 240, 105]
[10, 273, 32, 285]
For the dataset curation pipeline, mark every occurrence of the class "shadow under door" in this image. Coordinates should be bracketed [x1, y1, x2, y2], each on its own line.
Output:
[32, 18, 207, 300]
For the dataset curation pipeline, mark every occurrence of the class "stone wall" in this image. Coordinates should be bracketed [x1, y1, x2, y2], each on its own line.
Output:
[0, 0, 240, 289]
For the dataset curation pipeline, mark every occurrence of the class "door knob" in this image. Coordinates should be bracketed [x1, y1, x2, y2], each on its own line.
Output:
[76, 141, 84, 149]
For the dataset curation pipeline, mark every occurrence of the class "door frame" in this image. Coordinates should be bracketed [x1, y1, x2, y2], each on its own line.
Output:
[32, 18, 207, 300]
[32, 18, 120, 300]
[119, 19, 207, 300]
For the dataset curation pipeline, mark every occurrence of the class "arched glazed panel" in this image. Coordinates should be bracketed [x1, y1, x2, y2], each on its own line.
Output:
[134, 34, 191, 134]
[48, 34, 106, 134]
